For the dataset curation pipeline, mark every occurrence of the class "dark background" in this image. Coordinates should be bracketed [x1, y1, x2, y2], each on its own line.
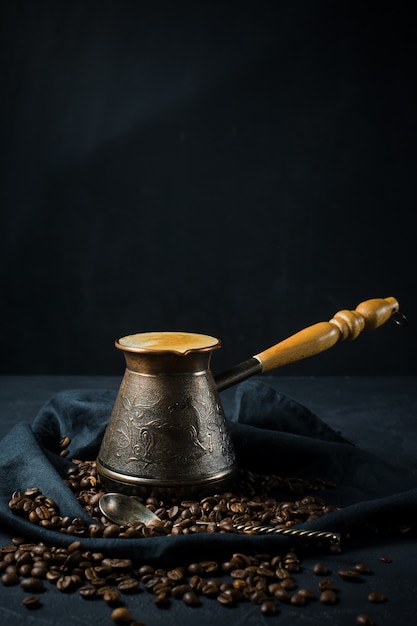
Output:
[1, 1, 416, 377]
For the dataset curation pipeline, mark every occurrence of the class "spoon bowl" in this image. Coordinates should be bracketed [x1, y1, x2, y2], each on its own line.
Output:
[99, 492, 161, 526]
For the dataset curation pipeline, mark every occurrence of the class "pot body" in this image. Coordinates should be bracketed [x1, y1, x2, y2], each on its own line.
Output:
[96, 332, 238, 498]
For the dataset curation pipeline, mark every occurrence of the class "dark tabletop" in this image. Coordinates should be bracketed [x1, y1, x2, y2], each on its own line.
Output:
[0, 375, 416, 625]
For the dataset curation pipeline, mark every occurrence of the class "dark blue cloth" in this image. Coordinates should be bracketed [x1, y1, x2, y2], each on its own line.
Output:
[1, 381, 416, 564]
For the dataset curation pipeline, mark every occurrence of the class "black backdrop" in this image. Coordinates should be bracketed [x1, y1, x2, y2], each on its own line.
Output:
[1, 1, 416, 376]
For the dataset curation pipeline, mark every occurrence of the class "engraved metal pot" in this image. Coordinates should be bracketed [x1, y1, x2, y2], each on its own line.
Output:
[96, 297, 401, 498]
[96, 332, 238, 498]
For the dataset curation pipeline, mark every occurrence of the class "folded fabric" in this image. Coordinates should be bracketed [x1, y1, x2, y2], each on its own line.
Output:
[0, 380, 416, 564]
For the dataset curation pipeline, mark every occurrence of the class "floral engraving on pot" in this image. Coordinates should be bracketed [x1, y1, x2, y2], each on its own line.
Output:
[194, 392, 234, 458]
[109, 393, 211, 470]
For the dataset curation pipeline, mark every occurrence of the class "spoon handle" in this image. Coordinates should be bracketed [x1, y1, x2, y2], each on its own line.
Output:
[233, 523, 341, 545]
[196, 521, 340, 544]
[215, 297, 399, 391]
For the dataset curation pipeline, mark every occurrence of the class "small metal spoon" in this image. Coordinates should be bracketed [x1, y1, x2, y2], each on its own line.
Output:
[99, 492, 161, 526]
[99, 492, 340, 545]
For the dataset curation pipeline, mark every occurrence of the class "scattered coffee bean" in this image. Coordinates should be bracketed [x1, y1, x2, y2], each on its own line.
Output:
[320, 589, 338, 604]
[260, 599, 277, 615]
[379, 555, 392, 563]
[60, 436, 71, 449]
[280, 577, 296, 590]
[111, 606, 132, 623]
[217, 591, 235, 606]
[337, 568, 360, 582]
[290, 592, 307, 606]
[102, 588, 121, 605]
[273, 587, 291, 602]
[182, 590, 200, 606]
[313, 562, 329, 575]
[356, 614, 375, 625]
[318, 578, 334, 591]
[79, 584, 97, 599]
[20, 577, 44, 592]
[1, 572, 19, 586]
[22, 595, 41, 609]
[117, 577, 139, 593]
[368, 590, 386, 603]
[297, 588, 316, 601]
[355, 562, 371, 574]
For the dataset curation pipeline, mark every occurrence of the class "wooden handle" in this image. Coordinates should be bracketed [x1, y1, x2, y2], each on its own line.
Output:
[254, 297, 399, 372]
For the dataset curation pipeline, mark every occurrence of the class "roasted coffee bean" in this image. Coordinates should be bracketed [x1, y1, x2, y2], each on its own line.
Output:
[60, 435, 71, 449]
[15, 550, 31, 565]
[318, 578, 335, 591]
[167, 567, 184, 581]
[280, 577, 296, 590]
[250, 589, 268, 605]
[230, 568, 246, 579]
[290, 592, 307, 606]
[233, 578, 246, 591]
[79, 584, 97, 599]
[154, 591, 169, 607]
[188, 562, 204, 576]
[182, 590, 200, 606]
[202, 581, 221, 597]
[379, 555, 392, 563]
[260, 599, 277, 615]
[153, 581, 171, 595]
[221, 586, 242, 602]
[275, 567, 291, 580]
[313, 562, 329, 575]
[19, 564, 32, 576]
[89, 524, 103, 538]
[217, 591, 235, 606]
[221, 560, 237, 574]
[320, 589, 337, 604]
[11, 537, 26, 546]
[1, 572, 19, 586]
[102, 589, 121, 604]
[200, 560, 218, 574]
[56, 575, 78, 592]
[171, 583, 192, 598]
[285, 561, 301, 573]
[189, 575, 204, 591]
[4, 564, 19, 576]
[31, 564, 48, 579]
[102, 558, 133, 571]
[274, 587, 291, 602]
[368, 590, 386, 603]
[20, 577, 44, 592]
[22, 595, 41, 609]
[138, 564, 154, 578]
[46, 569, 61, 582]
[338, 568, 360, 582]
[355, 562, 372, 574]
[103, 524, 121, 538]
[118, 577, 139, 593]
[297, 588, 316, 600]
[356, 614, 375, 626]
[111, 607, 132, 624]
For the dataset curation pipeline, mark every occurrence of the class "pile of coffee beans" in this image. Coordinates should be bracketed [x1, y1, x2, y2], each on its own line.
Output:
[1, 436, 390, 623]
[1, 536, 389, 624]
[9, 437, 339, 540]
